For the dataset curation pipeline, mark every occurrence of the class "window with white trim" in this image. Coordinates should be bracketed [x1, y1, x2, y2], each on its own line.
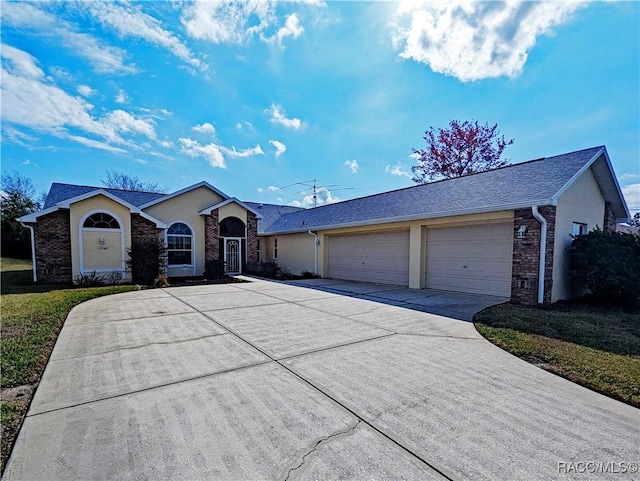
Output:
[274, 238, 278, 259]
[256, 239, 261, 263]
[167, 222, 193, 265]
[572, 222, 587, 236]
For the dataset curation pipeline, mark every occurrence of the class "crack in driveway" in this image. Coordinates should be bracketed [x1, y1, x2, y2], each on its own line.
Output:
[283, 420, 361, 481]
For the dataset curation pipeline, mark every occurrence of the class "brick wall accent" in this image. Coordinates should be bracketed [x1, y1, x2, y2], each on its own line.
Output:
[603, 201, 616, 232]
[246, 213, 258, 264]
[511, 206, 556, 305]
[204, 212, 219, 261]
[131, 214, 160, 244]
[34, 210, 72, 283]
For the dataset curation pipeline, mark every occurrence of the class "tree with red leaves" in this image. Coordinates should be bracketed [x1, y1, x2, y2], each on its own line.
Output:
[411, 120, 514, 184]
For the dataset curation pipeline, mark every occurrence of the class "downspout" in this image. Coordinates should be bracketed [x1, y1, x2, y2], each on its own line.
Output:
[23, 224, 37, 282]
[531, 206, 546, 304]
[307, 230, 318, 275]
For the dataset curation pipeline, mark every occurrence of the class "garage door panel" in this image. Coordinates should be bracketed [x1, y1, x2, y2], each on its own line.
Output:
[328, 231, 409, 286]
[426, 223, 513, 297]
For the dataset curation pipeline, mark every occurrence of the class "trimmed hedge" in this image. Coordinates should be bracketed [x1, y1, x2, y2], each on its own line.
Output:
[569, 229, 640, 305]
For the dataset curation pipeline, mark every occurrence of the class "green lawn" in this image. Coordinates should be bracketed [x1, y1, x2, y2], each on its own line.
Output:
[474, 302, 640, 407]
[0, 258, 138, 472]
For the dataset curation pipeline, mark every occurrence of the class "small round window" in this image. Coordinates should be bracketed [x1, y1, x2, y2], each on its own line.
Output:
[83, 213, 120, 229]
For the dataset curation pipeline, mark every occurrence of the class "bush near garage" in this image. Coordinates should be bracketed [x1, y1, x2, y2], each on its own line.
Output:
[569, 229, 640, 305]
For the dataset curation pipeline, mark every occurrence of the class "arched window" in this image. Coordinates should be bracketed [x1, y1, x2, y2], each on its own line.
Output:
[83, 212, 120, 229]
[167, 222, 193, 265]
[220, 217, 245, 237]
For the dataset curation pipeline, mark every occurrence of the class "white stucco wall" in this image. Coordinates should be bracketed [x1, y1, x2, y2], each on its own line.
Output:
[552, 168, 605, 301]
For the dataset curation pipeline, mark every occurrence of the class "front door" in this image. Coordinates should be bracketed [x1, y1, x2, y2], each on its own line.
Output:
[225, 238, 241, 274]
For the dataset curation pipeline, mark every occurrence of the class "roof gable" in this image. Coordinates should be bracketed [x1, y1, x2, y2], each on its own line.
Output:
[43, 183, 165, 209]
[138, 181, 229, 209]
[199, 198, 264, 218]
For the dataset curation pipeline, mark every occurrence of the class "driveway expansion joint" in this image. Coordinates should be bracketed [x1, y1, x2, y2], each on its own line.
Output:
[282, 420, 361, 481]
[26, 359, 273, 418]
[51, 332, 230, 361]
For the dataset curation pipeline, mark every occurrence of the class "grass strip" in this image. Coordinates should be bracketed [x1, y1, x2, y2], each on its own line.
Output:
[475, 303, 640, 407]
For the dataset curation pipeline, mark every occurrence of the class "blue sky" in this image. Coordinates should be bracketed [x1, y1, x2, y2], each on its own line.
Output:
[1, 1, 638, 214]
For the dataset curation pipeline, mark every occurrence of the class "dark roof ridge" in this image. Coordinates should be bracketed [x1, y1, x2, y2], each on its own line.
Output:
[299, 145, 605, 212]
[49, 181, 167, 196]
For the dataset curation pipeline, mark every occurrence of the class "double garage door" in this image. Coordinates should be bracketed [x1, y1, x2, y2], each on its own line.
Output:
[326, 223, 513, 296]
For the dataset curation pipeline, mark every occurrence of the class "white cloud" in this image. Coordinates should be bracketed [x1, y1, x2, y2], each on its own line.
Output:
[620, 172, 640, 181]
[345, 159, 359, 174]
[178, 137, 264, 168]
[66, 135, 128, 153]
[385, 163, 411, 178]
[115, 89, 129, 104]
[193, 122, 216, 134]
[22, 159, 39, 168]
[267, 103, 302, 129]
[257, 187, 264, 193]
[81, 1, 207, 72]
[77, 85, 97, 97]
[1, 44, 164, 153]
[290, 187, 340, 208]
[1, 2, 136, 74]
[1, 44, 45, 79]
[622, 183, 640, 213]
[221, 144, 265, 158]
[267, 185, 279, 191]
[182, 1, 274, 44]
[103, 110, 157, 140]
[265, 13, 304, 45]
[179, 138, 226, 168]
[236, 121, 255, 131]
[269, 139, 287, 157]
[391, 1, 586, 82]
[181, 1, 315, 46]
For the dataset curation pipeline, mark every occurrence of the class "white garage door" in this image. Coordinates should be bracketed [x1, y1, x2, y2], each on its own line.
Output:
[328, 230, 410, 286]
[426, 223, 513, 297]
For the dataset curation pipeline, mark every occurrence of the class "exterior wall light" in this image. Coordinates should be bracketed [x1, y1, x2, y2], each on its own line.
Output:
[517, 226, 527, 238]
[99, 238, 106, 246]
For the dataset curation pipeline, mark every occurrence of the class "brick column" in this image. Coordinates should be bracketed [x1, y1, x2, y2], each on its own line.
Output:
[204, 212, 219, 261]
[34, 210, 72, 283]
[246, 213, 258, 264]
[511, 206, 556, 305]
[603, 201, 616, 232]
[131, 214, 161, 244]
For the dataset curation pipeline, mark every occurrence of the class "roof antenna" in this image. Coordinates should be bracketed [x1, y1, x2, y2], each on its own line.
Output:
[278, 179, 355, 208]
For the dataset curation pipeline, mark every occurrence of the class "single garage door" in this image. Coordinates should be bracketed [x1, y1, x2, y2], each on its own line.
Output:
[426, 223, 513, 297]
[328, 230, 410, 286]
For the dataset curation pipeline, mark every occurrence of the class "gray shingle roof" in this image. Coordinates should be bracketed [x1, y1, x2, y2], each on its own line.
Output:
[263, 146, 606, 234]
[43, 183, 166, 209]
[243, 202, 305, 233]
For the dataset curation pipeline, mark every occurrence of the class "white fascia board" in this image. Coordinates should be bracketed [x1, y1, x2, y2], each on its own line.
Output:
[17, 206, 60, 223]
[138, 211, 168, 229]
[199, 197, 264, 219]
[600, 149, 631, 219]
[139, 181, 229, 209]
[550, 147, 605, 205]
[264, 200, 552, 235]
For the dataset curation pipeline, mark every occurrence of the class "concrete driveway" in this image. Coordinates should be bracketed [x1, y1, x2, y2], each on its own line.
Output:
[4, 278, 638, 480]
